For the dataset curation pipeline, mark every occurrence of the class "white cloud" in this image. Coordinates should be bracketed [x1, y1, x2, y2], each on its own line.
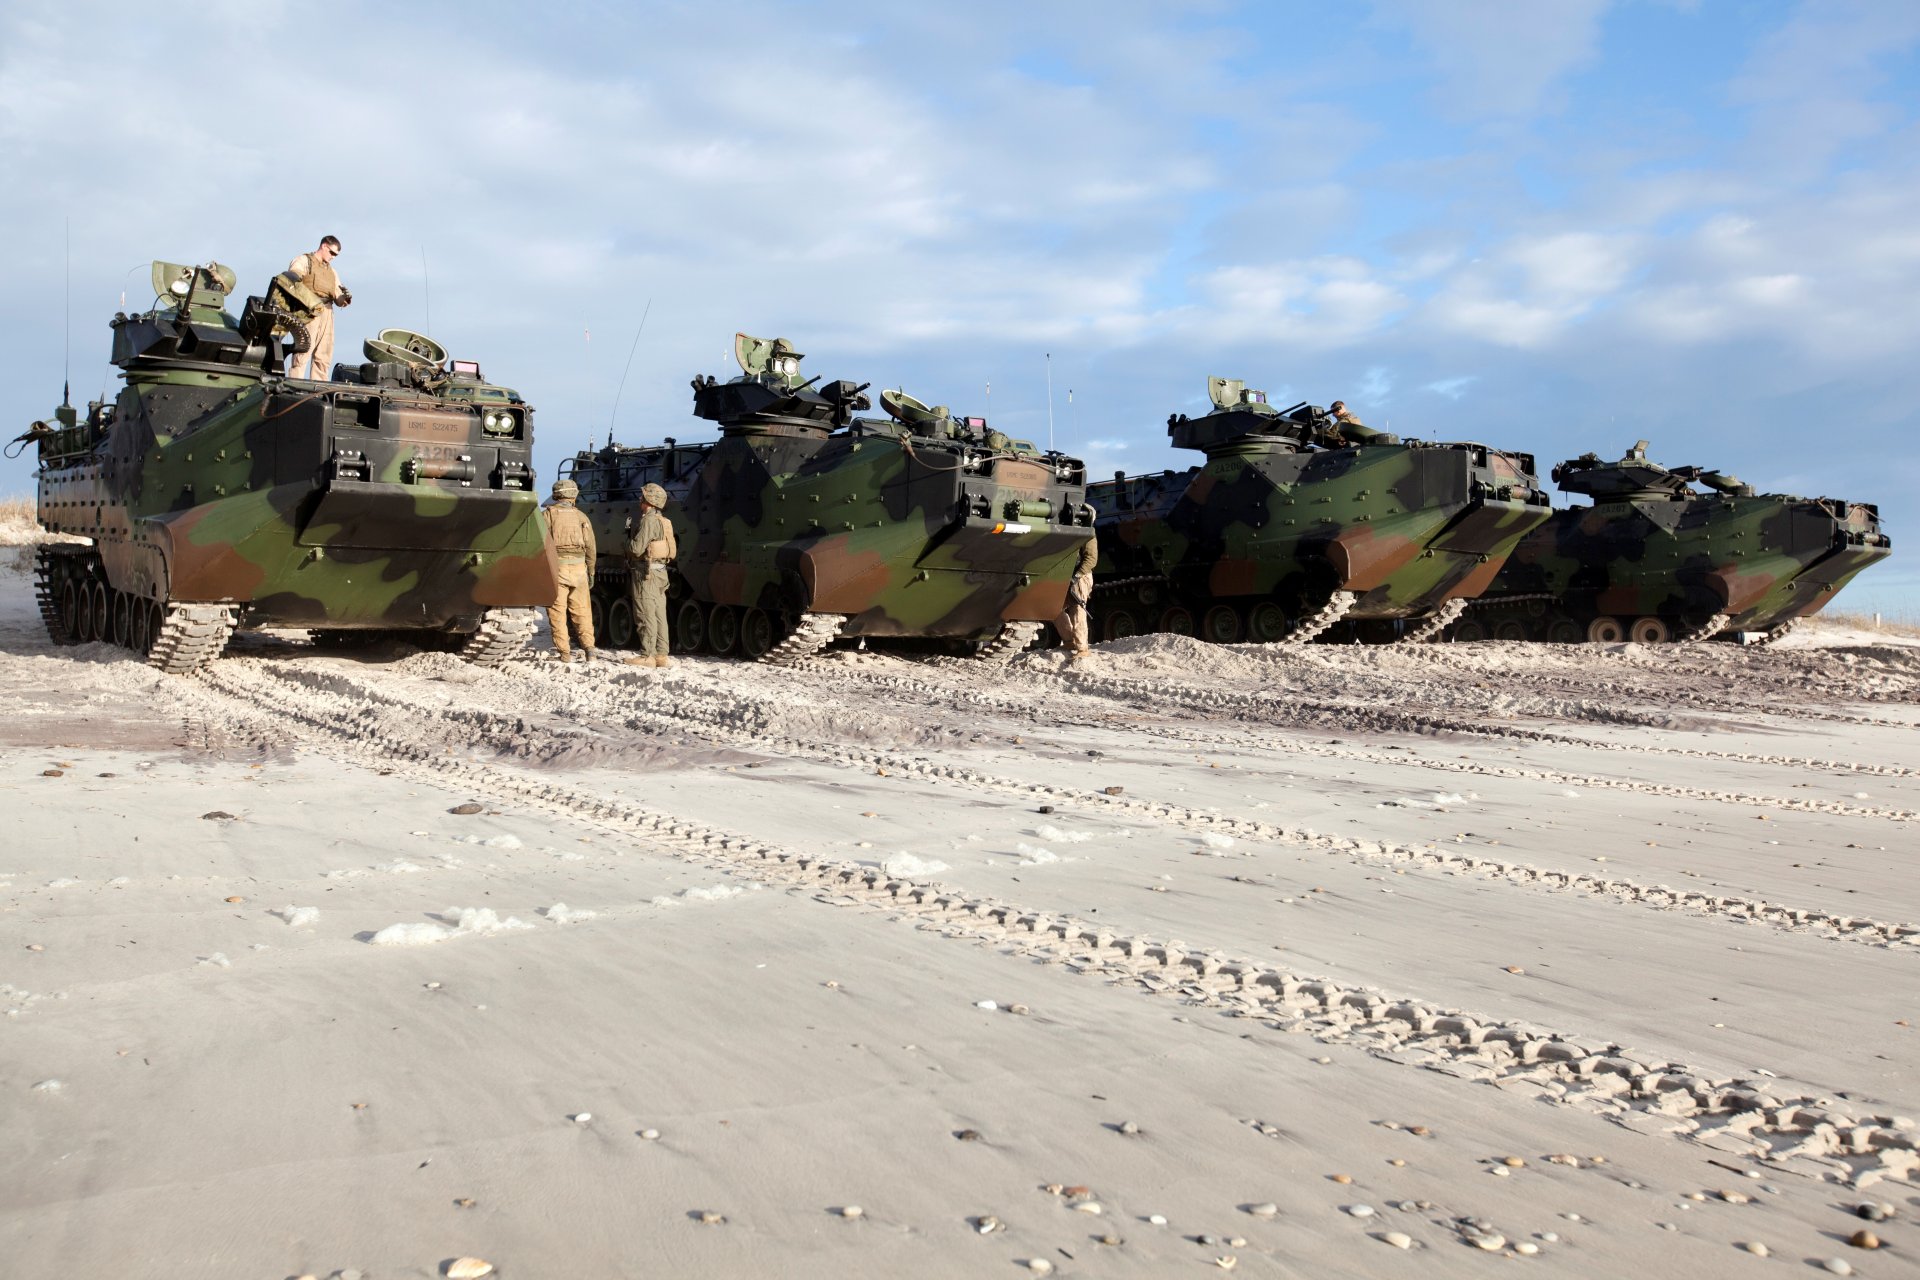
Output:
[1371, 0, 1612, 120]
[1425, 375, 1478, 399]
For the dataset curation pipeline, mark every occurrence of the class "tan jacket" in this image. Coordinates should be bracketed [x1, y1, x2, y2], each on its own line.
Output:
[546, 502, 596, 564]
[288, 252, 345, 304]
[627, 508, 676, 575]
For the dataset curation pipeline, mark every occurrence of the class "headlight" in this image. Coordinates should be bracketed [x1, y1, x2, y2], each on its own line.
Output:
[482, 410, 516, 435]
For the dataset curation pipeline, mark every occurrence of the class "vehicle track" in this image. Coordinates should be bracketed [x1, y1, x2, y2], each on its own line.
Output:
[215, 657, 1920, 951]
[556, 654, 1920, 823]
[801, 656, 1920, 787]
[155, 660, 1920, 1189]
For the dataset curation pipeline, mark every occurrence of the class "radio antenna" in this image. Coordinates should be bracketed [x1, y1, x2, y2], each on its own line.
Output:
[420, 245, 432, 335]
[1045, 353, 1054, 453]
[608, 296, 652, 438]
[62, 218, 72, 410]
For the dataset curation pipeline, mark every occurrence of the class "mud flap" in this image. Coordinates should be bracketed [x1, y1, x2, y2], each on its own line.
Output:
[297, 481, 538, 553]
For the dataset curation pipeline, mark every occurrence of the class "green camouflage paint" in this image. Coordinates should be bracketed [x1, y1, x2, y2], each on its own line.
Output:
[1088, 379, 1552, 644]
[565, 334, 1095, 660]
[27, 260, 556, 671]
[1457, 440, 1892, 643]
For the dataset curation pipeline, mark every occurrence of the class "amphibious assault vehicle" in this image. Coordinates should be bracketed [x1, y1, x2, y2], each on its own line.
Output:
[564, 333, 1095, 663]
[23, 260, 556, 673]
[1088, 378, 1552, 645]
[1451, 440, 1892, 644]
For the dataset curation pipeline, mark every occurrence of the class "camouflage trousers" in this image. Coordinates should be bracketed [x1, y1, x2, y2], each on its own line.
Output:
[1055, 571, 1094, 652]
[548, 562, 595, 657]
[289, 303, 335, 380]
[633, 568, 669, 658]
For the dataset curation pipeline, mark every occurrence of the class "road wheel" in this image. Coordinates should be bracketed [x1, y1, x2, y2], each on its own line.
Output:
[740, 608, 777, 659]
[130, 598, 151, 653]
[1587, 616, 1626, 643]
[1246, 601, 1290, 642]
[590, 593, 606, 641]
[1493, 618, 1532, 642]
[675, 600, 707, 653]
[110, 591, 132, 648]
[1101, 609, 1140, 642]
[708, 604, 740, 656]
[1158, 605, 1195, 636]
[1545, 617, 1582, 644]
[1629, 616, 1670, 644]
[58, 578, 81, 640]
[1202, 603, 1243, 645]
[606, 597, 636, 648]
[1451, 617, 1488, 641]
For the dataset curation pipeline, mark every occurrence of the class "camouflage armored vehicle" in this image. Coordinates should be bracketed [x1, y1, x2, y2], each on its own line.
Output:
[1452, 440, 1892, 644]
[564, 333, 1095, 663]
[1088, 378, 1552, 645]
[22, 259, 556, 673]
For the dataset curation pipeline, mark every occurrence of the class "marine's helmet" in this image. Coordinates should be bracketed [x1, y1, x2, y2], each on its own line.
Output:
[551, 478, 579, 501]
[641, 482, 668, 508]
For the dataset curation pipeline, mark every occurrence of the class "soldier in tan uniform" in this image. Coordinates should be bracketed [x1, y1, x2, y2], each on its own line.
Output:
[285, 236, 351, 380]
[1054, 536, 1098, 660]
[623, 483, 676, 668]
[544, 478, 597, 664]
[1324, 400, 1384, 445]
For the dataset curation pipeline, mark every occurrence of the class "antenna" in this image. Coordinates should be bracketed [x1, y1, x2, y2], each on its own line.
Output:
[1069, 387, 1076, 440]
[608, 296, 653, 440]
[985, 380, 991, 423]
[582, 326, 595, 449]
[1045, 353, 1054, 453]
[62, 218, 71, 410]
[420, 245, 432, 334]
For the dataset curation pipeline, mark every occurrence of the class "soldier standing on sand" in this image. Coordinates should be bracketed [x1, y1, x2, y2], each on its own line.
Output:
[544, 478, 597, 664]
[623, 483, 676, 668]
[285, 236, 351, 380]
[1055, 536, 1098, 661]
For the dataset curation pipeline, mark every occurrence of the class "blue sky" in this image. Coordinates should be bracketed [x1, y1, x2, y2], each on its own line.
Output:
[4, 0, 1916, 611]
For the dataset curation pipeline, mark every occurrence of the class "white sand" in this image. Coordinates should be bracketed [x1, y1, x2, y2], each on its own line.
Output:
[2, 549, 1916, 1277]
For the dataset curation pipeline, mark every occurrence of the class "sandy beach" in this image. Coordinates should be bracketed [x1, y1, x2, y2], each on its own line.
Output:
[4, 542, 1917, 1279]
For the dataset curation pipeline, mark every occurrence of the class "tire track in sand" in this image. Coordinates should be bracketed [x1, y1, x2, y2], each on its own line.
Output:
[158, 661, 1920, 1192]
[225, 656, 1920, 952]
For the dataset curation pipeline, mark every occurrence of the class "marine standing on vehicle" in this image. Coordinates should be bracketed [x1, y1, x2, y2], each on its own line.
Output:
[546, 478, 597, 664]
[624, 482, 675, 668]
[284, 236, 350, 379]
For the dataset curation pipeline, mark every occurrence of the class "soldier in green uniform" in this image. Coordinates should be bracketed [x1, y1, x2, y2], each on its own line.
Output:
[1055, 535, 1098, 660]
[623, 482, 676, 667]
[545, 478, 597, 663]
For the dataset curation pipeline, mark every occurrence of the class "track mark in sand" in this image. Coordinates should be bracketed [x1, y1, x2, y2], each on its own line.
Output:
[226, 658, 1920, 952]
[773, 652, 1920, 793]
[157, 664, 1920, 1192]
[1049, 664, 1919, 753]
[803, 661, 1920, 802]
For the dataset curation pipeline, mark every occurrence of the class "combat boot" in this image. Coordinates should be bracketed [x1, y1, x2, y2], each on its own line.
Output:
[552, 648, 572, 664]
[582, 647, 597, 665]
[654, 655, 672, 668]
[622, 655, 653, 668]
